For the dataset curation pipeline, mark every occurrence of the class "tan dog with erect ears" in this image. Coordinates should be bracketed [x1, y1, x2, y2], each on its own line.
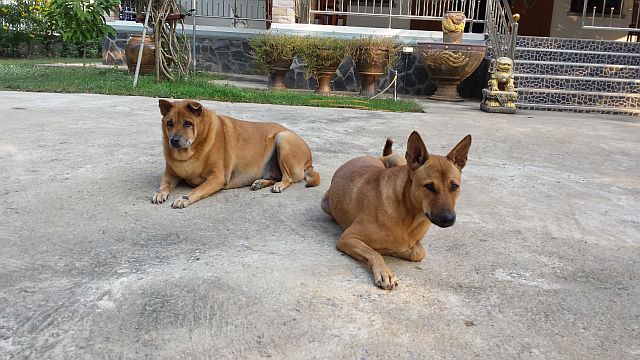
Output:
[321, 131, 471, 289]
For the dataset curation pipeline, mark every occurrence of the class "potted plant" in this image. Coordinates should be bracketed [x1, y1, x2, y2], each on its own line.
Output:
[249, 33, 303, 90]
[348, 36, 399, 97]
[298, 36, 349, 95]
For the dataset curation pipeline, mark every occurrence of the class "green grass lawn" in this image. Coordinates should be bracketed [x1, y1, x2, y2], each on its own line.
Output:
[0, 59, 422, 112]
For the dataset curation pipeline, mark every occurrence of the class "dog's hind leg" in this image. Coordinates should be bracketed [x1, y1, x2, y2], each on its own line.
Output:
[251, 179, 276, 190]
[320, 191, 332, 217]
[337, 226, 398, 290]
[272, 132, 307, 193]
[304, 167, 320, 187]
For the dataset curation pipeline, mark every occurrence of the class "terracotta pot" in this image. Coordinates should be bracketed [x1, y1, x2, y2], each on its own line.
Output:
[270, 59, 292, 90]
[125, 34, 155, 75]
[355, 47, 389, 97]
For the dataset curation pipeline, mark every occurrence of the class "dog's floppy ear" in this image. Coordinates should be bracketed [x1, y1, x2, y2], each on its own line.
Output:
[447, 134, 472, 170]
[159, 99, 173, 116]
[186, 100, 203, 117]
[405, 131, 428, 170]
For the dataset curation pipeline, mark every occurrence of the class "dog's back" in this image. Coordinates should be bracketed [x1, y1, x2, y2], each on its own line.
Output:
[322, 138, 405, 221]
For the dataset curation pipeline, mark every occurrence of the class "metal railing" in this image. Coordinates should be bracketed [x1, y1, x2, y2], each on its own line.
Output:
[118, 0, 271, 28]
[179, 0, 271, 26]
[581, 0, 640, 32]
[300, 0, 485, 30]
[485, 0, 518, 60]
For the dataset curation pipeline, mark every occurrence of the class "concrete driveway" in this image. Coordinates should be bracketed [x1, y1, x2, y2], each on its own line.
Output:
[0, 91, 638, 359]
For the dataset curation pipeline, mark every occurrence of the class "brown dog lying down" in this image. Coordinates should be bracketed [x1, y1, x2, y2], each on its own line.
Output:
[321, 131, 471, 289]
[152, 99, 320, 208]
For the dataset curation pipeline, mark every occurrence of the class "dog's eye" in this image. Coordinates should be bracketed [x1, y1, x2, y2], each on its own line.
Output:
[424, 183, 436, 193]
[167, 120, 174, 128]
[450, 183, 459, 192]
[184, 121, 193, 128]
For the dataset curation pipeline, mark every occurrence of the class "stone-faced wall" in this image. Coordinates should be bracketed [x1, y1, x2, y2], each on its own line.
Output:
[103, 31, 487, 98]
[102, 33, 129, 66]
[194, 38, 255, 74]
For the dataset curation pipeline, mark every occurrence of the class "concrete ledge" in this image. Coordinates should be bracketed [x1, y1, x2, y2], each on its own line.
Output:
[108, 20, 267, 39]
[108, 20, 486, 45]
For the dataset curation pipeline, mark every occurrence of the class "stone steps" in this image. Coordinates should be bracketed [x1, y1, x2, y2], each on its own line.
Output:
[514, 61, 640, 79]
[515, 48, 640, 66]
[514, 74, 640, 94]
[516, 35, 640, 53]
[517, 103, 640, 116]
[512, 36, 640, 116]
[517, 88, 640, 108]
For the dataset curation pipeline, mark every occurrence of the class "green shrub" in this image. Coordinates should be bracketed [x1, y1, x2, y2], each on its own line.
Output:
[249, 33, 305, 75]
[347, 36, 400, 72]
[297, 36, 349, 79]
[0, 0, 53, 57]
[249, 34, 401, 79]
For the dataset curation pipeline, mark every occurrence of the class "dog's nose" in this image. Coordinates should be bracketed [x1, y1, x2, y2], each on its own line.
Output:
[170, 138, 181, 147]
[436, 212, 456, 228]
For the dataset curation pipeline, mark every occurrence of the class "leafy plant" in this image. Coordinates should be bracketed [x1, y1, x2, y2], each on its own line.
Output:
[0, 0, 53, 57]
[46, 0, 118, 63]
[347, 36, 400, 72]
[249, 33, 304, 75]
[297, 36, 349, 79]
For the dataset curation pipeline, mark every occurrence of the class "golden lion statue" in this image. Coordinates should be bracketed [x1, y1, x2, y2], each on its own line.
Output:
[442, 12, 466, 34]
[489, 57, 515, 92]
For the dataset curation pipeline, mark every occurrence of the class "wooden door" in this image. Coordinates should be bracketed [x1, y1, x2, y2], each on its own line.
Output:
[511, 0, 554, 37]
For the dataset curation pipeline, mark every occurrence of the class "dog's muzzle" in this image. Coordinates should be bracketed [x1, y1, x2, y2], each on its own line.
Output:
[426, 211, 456, 228]
[169, 136, 190, 149]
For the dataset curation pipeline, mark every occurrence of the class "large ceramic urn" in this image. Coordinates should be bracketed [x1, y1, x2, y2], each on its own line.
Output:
[125, 34, 155, 75]
[418, 42, 487, 102]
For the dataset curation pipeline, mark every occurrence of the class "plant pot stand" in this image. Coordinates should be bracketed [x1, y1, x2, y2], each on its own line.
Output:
[358, 71, 383, 97]
[355, 48, 389, 97]
[270, 61, 292, 90]
[428, 80, 464, 102]
[315, 68, 338, 95]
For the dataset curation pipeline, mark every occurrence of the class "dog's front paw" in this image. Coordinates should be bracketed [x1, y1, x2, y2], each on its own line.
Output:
[152, 191, 169, 204]
[171, 195, 191, 209]
[372, 266, 398, 290]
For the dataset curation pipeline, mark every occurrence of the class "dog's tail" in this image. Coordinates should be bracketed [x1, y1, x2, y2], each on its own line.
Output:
[382, 138, 394, 156]
[379, 138, 407, 169]
[305, 166, 320, 187]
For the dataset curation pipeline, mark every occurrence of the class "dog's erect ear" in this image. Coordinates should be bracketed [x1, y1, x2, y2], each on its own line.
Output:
[447, 134, 472, 170]
[186, 100, 203, 117]
[405, 131, 429, 170]
[159, 99, 173, 117]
